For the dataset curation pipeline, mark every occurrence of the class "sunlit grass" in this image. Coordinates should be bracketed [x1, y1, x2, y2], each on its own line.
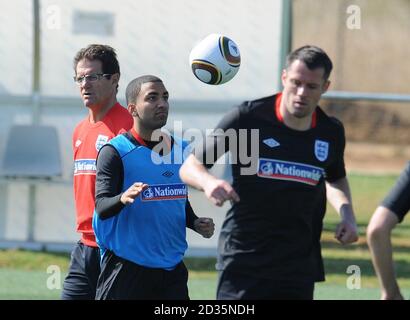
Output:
[1, 173, 408, 299]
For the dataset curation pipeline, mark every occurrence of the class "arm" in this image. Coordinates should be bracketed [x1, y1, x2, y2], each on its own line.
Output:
[95, 144, 147, 219]
[367, 163, 410, 300]
[185, 200, 198, 230]
[325, 177, 358, 244]
[95, 145, 125, 219]
[367, 206, 403, 300]
[180, 106, 242, 207]
[185, 199, 215, 238]
[180, 154, 239, 207]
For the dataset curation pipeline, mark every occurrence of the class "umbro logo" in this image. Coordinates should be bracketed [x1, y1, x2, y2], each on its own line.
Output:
[263, 138, 280, 148]
[162, 171, 174, 178]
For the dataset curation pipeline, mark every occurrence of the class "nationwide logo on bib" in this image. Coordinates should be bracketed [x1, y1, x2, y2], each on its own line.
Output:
[258, 158, 324, 186]
[141, 183, 187, 201]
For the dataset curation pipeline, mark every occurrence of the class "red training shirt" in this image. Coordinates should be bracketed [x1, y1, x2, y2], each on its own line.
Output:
[72, 103, 133, 247]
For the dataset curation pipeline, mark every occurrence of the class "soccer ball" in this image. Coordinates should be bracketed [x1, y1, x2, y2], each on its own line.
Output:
[189, 34, 240, 85]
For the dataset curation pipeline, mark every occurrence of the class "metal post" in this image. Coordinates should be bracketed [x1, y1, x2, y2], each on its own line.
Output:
[335, 0, 347, 90]
[27, 184, 36, 241]
[28, 0, 41, 242]
[0, 184, 8, 239]
[32, 0, 41, 124]
[277, 0, 292, 92]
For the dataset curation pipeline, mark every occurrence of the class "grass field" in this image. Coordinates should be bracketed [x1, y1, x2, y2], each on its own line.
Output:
[1, 173, 409, 300]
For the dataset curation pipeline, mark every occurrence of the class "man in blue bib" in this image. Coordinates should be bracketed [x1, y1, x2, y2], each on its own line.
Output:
[93, 75, 214, 299]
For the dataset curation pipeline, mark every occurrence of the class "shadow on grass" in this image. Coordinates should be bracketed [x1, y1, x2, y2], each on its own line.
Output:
[324, 256, 410, 278]
[323, 221, 410, 233]
[184, 257, 217, 271]
[184, 253, 410, 279]
[184, 255, 410, 279]
[0, 248, 71, 258]
[321, 239, 410, 254]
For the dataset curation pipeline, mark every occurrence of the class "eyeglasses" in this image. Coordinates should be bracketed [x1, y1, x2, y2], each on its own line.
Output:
[73, 73, 112, 84]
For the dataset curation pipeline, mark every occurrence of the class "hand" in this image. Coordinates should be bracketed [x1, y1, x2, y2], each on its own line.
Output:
[194, 218, 215, 238]
[203, 178, 240, 207]
[121, 182, 149, 205]
[335, 219, 359, 244]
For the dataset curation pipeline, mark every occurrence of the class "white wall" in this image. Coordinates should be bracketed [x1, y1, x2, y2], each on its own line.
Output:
[1, 0, 284, 100]
[0, 0, 285, 252]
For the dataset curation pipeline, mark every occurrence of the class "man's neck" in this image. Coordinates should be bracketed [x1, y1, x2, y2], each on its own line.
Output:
[133, 124, 154, 141]
[282, 113, 312, 131]
[132, 125, 172, 156]
[279, 102, 314, 131]
[88, 97, 117, 124]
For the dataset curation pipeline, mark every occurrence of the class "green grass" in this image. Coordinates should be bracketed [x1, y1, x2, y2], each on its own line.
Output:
[0, 268, 61, 299]
[0, 249, 70, 271]
[325, 173, 400, 224]
[319, 172, 410, 298]
[1, 173, 409, 300]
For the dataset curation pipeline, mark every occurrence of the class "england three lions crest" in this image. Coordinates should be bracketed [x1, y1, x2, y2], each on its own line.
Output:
[95, 135, 109, 151]
[314, 140, 329, 162]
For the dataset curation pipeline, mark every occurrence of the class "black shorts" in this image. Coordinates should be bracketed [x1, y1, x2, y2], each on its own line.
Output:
[61, 241, 101, 300]
[217, 270, 314, 300]
[95, 250, 189, 300]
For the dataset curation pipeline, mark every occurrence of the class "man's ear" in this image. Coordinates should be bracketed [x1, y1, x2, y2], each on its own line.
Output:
[281, 69, 287, 87]
[128, 103, 138, 117]
[322, 80, 330, 93]
[111, 73, 120, 87]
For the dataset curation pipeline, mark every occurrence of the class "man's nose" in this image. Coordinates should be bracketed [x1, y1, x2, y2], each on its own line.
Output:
[296, 85, 306, 96]
[158, 98, 169, 108]
[80, 80, 91, 89]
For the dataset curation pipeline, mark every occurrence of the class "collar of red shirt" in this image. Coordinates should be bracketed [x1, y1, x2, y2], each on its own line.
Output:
[275, 92, 317, 128]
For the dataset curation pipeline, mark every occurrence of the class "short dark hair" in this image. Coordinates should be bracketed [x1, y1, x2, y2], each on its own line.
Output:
[286, 45, 333, 81]
[126, 75, 163, 105]
[73, 44, 120, 75]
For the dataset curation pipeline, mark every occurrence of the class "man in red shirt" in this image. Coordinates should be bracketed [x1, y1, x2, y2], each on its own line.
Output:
[62, 44, 133, 299]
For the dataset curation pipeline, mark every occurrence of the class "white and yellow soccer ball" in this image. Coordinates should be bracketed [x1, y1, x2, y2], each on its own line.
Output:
[189, 34, 241, 85]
